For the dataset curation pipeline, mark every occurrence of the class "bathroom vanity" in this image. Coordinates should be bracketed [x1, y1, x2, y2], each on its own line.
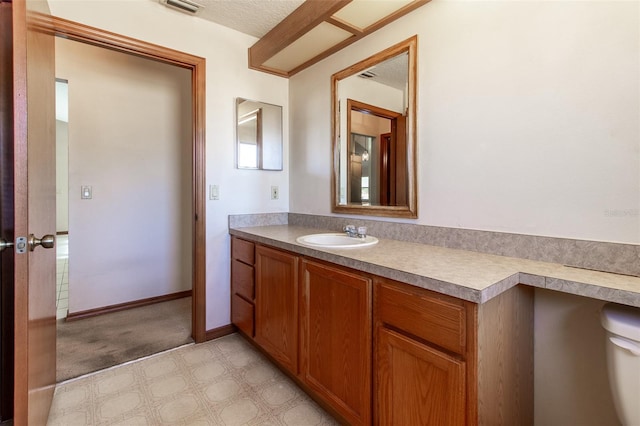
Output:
[230, 228, 539, 425]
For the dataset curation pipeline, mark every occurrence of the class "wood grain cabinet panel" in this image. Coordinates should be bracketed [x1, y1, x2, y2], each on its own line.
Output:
[377, 280, 466, 355]
[231, 294, 254, 337]
[300, 260, 372, 426]
[255, 245, 299, 374]
[230, 237, 255, 338]
[375, 278, 469, 425]
[232, 237, 255, 265]
[231, 259, 254, 300]
[377, 327, 465, 426]
[374, 277, 534, 426]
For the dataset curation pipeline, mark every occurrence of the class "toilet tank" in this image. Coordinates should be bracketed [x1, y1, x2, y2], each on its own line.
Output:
[601, 303, 640, 426]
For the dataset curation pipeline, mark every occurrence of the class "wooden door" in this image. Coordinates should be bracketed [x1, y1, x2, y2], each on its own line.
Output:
[0, 2, 15, 422]
[13, 3, 57, 425]
[376, 327, 466, 426]
[379, 132, 392, 205]
[379, 114, 407, 207]
[300, 260, 372, 426]
[255, 245, 298, 373]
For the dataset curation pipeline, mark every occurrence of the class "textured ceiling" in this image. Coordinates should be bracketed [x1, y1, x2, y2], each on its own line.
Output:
[363, 53, 408, 90]
[188, 0, 305, 38]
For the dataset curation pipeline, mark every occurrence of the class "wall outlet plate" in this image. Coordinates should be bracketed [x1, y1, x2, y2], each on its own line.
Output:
[271, 185, 279, 200]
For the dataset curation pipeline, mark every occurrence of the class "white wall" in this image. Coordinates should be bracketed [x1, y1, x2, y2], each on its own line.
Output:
[48, 0, 290, 326]
[55, 119, 68, 233]
[290, 1, 640, 245]
[56, 38, 193, 312]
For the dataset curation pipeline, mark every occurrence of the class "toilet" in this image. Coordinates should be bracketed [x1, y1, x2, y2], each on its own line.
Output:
[601, 303, 640, 426]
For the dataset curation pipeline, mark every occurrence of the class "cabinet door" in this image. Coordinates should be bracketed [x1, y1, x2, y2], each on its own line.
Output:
[255, 245, 298, 373]
[376, 327, 466, 426]
[300, 260, 372, 426]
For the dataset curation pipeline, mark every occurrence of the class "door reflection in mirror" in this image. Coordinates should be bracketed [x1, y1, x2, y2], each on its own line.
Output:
[350, 133, 375, 204]
[236, 98, 283, 170]
[237, 107, 261, 168]
[347, 101, 407, 207]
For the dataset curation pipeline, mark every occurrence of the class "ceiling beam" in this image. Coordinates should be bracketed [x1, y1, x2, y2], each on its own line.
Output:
[326, 16, 363, 36]
[287, 0, 431, 77]
[248, 0, 352, 68]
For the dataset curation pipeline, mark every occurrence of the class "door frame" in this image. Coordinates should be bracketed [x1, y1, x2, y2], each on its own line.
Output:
[27, 14, 207, 339]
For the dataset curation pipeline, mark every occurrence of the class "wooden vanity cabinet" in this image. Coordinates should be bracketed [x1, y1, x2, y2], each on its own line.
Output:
[254, 244, 299, 374]
[230, 237, 256, 337]
[300, 260, 373, 426]
[374, 277, 534, 426]
[374, 278, 471, 425]
[231, 237, 534, 426]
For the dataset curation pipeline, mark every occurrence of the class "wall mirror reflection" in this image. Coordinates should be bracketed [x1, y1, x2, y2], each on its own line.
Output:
[332, 36, 417, 218]
[236, 98, 283, 170]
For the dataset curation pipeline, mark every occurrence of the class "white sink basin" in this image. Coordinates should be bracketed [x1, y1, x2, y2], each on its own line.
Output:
[296, 233, 378, 249]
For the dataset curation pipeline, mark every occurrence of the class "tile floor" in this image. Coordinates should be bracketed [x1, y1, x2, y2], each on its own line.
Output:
[47, 333, 338, 426]
[56, 234, 69, 320]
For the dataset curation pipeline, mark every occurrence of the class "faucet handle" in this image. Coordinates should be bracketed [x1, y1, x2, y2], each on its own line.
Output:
[357, 226, 367, 238]
[343, 224, 356, 236]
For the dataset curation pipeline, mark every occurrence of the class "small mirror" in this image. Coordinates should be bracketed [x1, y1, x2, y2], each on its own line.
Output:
[236, 98, 283, 170]
[332, 36, 417, 218]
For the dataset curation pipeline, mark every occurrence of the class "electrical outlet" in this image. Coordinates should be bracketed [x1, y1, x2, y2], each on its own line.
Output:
[271, 185, 279, 200]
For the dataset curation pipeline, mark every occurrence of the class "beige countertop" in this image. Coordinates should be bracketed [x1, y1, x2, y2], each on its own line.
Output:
[229, 225, 640, 307]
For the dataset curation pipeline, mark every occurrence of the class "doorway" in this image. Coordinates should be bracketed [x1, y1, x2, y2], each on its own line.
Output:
[53, 38, 197, 380]
[45, 16, 207, 339]
[10, 13, 206, 423]
[55, 79, 68, 321]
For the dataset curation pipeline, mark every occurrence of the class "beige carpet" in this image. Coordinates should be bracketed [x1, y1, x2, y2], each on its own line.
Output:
[56, 297, 193, 382]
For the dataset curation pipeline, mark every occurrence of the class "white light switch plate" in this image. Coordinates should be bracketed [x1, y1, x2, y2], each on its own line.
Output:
[81, 185, 92, 199]
[210, 184, 219, 200]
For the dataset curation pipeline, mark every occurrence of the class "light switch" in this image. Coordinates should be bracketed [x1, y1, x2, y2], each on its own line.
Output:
[81, 185, 92, 199]
[210, 184, 219, 200]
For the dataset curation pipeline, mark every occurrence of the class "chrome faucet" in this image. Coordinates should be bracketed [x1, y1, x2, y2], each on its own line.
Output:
[343, 225, 357, 237]
[344, 225, 367, 238]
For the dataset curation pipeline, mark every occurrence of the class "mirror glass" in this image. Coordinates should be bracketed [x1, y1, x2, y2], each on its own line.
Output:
[332, 36, 417, 218]
[236, 98, 283, 170]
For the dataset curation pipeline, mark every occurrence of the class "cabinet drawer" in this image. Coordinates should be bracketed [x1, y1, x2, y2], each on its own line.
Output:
[232, 237, 255, 265]
[232, 294, 254, 337]
[232, 260, 254, 300]
[376, 280, 466, 355]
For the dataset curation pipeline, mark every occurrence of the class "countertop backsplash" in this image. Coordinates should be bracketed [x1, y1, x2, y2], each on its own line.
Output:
[229, 213, 640, 278]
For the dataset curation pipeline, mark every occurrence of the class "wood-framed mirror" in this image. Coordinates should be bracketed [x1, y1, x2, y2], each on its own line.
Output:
[332, 36, 417, 218]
